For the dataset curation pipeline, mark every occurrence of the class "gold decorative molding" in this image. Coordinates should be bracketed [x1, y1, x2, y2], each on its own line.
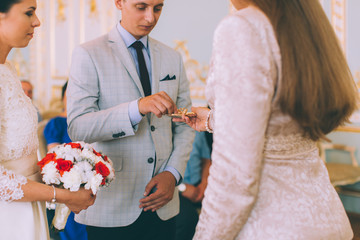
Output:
[9, 49, 29, 78]
[336, 126, 360, 133]
[174, 40, 208, 84]
[57, 0, 66, 22]
[174, 40, 209, 104]
[89, 0, 99, 19]
[331, 0, 347, 54]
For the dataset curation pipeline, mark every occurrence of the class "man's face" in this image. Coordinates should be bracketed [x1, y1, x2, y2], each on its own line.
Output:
[115, 0, 164, 39]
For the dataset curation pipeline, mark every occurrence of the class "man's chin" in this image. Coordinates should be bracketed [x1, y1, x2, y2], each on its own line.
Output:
[139, 28, 153, 36]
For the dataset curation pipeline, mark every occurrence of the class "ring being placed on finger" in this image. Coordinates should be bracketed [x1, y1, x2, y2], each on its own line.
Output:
[169, 108, 196, 118]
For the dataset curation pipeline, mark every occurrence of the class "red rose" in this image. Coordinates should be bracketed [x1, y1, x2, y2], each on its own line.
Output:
[95, 162, 110, 177]
[37, 153, 57, 170]
[95, 162, 110, 185]
[56, 159, 73, 176]
[103, 155, 109, 162]
[93, 149, 102, 157]
[101, 178, 106, 186]
[65, 142, 82, 149]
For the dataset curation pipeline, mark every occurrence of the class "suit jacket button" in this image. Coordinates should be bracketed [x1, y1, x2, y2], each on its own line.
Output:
[147, 157, 154, 164]
[150, 126, 155, 132]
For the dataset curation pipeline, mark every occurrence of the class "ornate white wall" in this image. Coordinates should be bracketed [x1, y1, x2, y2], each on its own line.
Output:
[29, 0, 120, 111]
[151, 0, 229, 106]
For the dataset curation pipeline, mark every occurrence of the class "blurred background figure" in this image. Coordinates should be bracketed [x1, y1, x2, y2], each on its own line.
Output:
[175, 131, 212, 240]
[21, 80, 42, 122]
[44, 81, 87, 240]
[21, 80, 33, 99]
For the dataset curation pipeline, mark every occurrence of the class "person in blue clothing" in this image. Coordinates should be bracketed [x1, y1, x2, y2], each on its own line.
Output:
[175, 131, 212, 240]
[44, 81, 88, 240]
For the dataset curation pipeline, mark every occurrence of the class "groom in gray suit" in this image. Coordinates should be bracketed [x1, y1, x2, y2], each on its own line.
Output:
[66, 0, 195, 239]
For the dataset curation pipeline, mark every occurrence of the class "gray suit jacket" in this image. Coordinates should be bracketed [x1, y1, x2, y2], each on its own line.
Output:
[67, 26, 195, 227]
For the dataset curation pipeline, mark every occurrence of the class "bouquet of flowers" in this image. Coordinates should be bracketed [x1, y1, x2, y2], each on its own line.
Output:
[37, 141, 115, 231]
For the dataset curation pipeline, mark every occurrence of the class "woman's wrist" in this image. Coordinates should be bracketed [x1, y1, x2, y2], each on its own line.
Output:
[54, 188, 70, 205]
[48, 185, 57, 209]
[205, 109, 213, 133]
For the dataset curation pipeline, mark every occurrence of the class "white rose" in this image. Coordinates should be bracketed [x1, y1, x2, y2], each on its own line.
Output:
[81, 149, 96, 164]
[63, 153, 76, 162]
[54, 144, 67, 159]
[107, 170, 115, 182]
[76, 161, 94, 184]
[49, 144, 62, 153]
[94, 156, 103, 164]
[82, 143, 93, 150]
[84, 172, 103, 195]
[61, 166, 82, 192]
[42, 162, 61, 185]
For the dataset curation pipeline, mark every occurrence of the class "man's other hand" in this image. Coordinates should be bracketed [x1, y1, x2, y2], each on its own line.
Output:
[139, 171, 176, 212]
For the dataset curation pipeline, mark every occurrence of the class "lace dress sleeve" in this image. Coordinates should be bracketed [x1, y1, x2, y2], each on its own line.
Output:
[194, 12, 277, 239]
[0, 165, 27, 202]
[0, 66, 27, 202]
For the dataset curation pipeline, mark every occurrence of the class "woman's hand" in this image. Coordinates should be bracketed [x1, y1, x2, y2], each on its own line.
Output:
[173, 107, 210, 132]
[60, 188, 96, 214]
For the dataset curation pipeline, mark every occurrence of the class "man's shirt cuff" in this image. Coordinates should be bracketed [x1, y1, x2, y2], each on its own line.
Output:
[164, 166, 182, 185]
[128, 99, 143, 127]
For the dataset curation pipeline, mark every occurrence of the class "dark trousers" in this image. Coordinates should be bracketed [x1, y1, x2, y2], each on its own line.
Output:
[175, 194, 200, 240]
[87, 211, 176, 240]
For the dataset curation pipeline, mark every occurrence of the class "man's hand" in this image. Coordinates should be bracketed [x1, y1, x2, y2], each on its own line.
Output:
[139, 171, 176, 212]
[194, 182, 207, 202]
[138, 91, 177, 118]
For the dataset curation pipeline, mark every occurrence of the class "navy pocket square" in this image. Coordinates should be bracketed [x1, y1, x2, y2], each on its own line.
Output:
[160, 74, 176, 81]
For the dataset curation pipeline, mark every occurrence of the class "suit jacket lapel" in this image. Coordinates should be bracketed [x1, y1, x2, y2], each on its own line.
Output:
[149, 37, 160, 96]
[149, 38, 161, 124]
[108, 27, 145, 96]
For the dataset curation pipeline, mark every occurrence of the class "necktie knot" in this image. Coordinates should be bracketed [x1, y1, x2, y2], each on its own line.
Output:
[131, 41, 143, 51]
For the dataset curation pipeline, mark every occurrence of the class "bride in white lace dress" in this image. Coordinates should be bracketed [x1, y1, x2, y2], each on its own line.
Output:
[0, 1, 95, 239]
[177, 0, 357, 239]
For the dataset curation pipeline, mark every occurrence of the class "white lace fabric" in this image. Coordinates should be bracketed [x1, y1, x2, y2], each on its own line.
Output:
[0, 62, 38, 202]
[0, 165, 27, 202]
[194, 6, 353, 240]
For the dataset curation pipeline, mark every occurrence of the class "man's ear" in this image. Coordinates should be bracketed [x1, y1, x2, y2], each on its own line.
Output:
[114, 0, 123, 10]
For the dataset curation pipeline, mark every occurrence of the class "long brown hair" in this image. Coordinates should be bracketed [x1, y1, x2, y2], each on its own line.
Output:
[249, 0, 357, 140]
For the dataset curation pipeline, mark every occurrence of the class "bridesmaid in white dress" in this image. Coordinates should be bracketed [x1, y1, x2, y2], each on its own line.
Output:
[177, 0, 357, 239]
[0, 1, 95, 239]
